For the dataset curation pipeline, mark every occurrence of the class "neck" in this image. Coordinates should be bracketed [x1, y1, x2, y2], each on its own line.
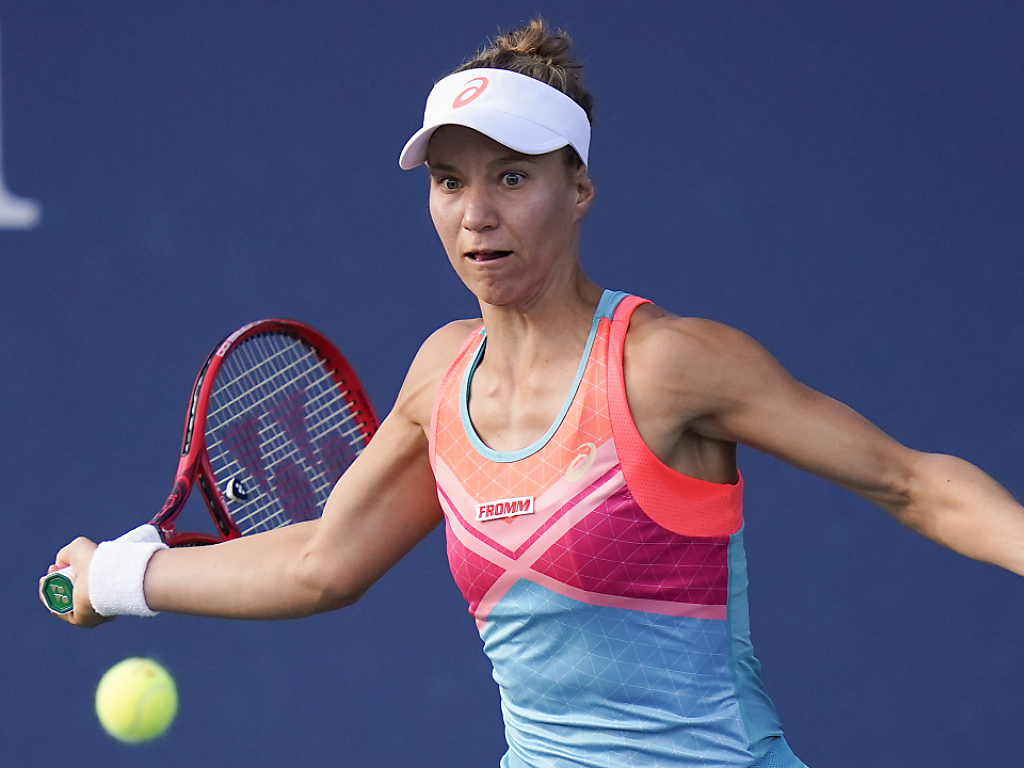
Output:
[476, 268, 604, 379]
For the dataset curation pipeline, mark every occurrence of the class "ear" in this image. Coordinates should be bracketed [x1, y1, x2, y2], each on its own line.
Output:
[572, 165, 595, 220]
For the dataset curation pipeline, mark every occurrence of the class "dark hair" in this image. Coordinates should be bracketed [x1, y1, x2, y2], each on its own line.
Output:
[453, 18, 593, 167]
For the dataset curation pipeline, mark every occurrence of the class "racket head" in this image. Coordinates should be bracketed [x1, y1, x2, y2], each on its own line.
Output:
[154, 319, 377, 546]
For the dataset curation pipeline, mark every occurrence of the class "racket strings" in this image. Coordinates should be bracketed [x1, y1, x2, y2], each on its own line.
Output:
[205, 373, 348, 455]
[209, 400, 358, 466]
[207, 348, 334, 421]
[215, 409, 359, 532]
[203, 332, 370, 535]
[212, 396, 358, 528]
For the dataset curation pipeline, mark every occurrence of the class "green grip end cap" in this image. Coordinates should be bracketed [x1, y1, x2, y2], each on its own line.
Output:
[43, 572, 75, 615]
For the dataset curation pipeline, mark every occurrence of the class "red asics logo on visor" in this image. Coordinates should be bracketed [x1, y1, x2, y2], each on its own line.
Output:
[452, 77, 488, 108]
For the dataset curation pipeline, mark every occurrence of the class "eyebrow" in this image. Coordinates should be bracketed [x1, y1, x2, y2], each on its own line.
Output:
[427, 153, 538, 174]
[495, 152, 535, 164]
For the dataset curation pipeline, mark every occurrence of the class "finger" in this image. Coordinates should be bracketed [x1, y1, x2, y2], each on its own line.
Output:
[54, 537, 86, 567]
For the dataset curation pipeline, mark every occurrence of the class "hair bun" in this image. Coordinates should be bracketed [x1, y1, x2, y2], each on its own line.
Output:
[454, 18, 593, 125]
[497, 19, 575, 68]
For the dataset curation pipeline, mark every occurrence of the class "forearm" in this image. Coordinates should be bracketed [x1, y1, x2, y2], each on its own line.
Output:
[143, 521, 345, 620]
[142, 416, 445, 619]
[891, 452, 1024, 576]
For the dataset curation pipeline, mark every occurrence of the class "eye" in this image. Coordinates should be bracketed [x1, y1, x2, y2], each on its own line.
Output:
[501, 172, 525, 188]
[437, 176, 461, 191]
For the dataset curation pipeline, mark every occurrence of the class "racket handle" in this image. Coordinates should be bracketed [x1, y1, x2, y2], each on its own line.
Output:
[41, 567, 75, 615]
[41, 526, 162, 616]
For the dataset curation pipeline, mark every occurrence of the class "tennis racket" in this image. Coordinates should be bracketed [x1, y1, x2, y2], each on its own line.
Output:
[42, 319, 378, 615]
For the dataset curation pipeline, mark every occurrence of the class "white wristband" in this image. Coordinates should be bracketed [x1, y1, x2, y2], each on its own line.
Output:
[88, 524, 168, 617]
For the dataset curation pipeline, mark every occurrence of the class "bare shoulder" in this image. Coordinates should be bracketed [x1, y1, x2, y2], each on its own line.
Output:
[625, 303, 774, 379]
[623, 303, 793, 433]
[393, 319, 481, 429]
[413, 318, 482, 376]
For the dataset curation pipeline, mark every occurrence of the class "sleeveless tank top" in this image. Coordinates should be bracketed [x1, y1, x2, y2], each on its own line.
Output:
[429, 290, 785, 767]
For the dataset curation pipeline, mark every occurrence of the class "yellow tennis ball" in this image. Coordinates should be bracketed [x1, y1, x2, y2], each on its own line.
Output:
[95, 657, 178, 743]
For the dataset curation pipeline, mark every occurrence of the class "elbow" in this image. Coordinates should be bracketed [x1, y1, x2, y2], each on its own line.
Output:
[880, 450, 954, 535]
[290, 548, 368, 616]
[872, 450, 925, 529]
[312, 582, 367, 613]
[889, 493, 928, 534]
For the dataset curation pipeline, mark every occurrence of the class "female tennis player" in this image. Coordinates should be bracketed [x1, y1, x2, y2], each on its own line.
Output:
[46, 19, 1024, 768]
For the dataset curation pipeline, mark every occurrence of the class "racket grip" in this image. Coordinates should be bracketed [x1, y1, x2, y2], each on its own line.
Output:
[41, 567, 75, 615]
[41, 527, 162, 617]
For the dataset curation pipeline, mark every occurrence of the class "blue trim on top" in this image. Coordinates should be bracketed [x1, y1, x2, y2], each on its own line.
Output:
[726, 527, 784, 755]
[460, 290, 630, 463]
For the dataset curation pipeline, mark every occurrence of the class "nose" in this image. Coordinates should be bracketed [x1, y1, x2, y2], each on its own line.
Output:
[461, 186, 499, 232]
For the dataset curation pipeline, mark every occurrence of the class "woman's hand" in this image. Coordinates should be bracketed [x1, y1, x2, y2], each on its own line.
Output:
[41, 537, 113, 628]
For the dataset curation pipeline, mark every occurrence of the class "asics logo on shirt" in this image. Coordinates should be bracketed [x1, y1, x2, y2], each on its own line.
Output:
[564, 442, 597, 482]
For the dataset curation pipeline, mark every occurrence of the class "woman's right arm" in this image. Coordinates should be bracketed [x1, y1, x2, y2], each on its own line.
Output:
[50, 321, 477, 626]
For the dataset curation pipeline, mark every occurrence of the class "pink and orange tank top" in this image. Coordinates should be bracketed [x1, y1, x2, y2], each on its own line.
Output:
[428, 290, 794, 768]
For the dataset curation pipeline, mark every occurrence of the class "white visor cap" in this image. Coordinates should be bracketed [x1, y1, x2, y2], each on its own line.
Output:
[399, 68, 590, 170]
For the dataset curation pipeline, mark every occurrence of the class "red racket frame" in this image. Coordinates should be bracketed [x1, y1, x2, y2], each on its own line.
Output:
[150, 319, 378, 546]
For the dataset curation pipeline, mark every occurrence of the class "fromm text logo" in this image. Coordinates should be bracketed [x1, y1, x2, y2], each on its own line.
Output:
[476, 496, 535, 522]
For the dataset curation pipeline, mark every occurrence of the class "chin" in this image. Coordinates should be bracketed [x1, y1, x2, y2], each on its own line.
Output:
[469, 283, 522, 308]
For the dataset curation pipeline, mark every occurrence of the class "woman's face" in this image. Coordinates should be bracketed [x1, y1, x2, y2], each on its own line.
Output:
[427, 125, 594, 309]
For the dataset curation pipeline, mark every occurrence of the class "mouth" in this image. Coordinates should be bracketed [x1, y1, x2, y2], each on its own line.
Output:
[466, 250, 512, 262]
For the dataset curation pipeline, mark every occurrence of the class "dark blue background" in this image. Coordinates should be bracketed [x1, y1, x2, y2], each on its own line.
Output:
[2, 2, 1022, 765]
